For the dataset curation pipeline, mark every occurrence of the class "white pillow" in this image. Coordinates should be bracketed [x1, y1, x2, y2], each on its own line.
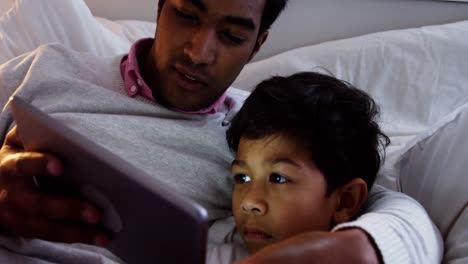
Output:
[95, 17, 155, 44]
[396, 103, 468, 263]
[0, 0, 156, 109]
[234, 20, 468, 185]
[0, 0, 14, 15]
[0, 0, 154, 64]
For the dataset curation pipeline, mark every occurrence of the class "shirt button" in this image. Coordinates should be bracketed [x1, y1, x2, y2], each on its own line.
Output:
[137, 79, 143, 87]
[130, 85, 137, 93]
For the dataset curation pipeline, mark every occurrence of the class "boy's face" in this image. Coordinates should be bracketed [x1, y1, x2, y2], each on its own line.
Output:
[150, 0, 267, 111]
[231, 134, 337, 253]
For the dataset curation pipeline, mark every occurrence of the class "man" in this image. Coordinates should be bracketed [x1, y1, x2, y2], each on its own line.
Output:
[0, 0, 441, 263]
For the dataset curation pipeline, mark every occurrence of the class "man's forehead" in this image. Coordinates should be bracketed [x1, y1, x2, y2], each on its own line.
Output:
[179, 0, 265, 21]
[184, 0, 264, 8]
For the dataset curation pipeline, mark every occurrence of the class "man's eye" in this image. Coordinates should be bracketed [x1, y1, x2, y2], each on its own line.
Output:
[234, 174, 251, 184]
[222, 32, 245, 45]
[175, 9, 197, 21]
[269, 173, 289, 184]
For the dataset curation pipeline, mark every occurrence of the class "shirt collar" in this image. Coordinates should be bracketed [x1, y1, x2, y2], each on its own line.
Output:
[120, 38, 227, 114]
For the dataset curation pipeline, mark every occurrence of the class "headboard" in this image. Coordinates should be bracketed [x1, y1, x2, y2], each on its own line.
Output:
[83, 0, 468, 60]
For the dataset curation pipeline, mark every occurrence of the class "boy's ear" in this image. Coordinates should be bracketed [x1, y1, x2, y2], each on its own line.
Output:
[248, 31, 269, 62]
[332, 178, 369, 225]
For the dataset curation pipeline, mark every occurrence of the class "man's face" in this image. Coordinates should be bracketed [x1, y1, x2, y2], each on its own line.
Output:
[231, 135, 337, 253]
[150, 0, 267, 111]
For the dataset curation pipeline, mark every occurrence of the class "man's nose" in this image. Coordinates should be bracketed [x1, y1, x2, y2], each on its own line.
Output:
[241, 187, 268, 216]
[184, 29, 217, 65]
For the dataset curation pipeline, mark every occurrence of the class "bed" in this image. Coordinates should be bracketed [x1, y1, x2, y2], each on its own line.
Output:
[1, 0, 468, 263]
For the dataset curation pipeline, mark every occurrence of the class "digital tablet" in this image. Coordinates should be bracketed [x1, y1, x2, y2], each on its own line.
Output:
[10, 96, 208, 264]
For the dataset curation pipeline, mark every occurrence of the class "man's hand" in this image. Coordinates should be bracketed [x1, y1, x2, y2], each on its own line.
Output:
[0, 127, 108, 245]
[234, 229, 381, 264]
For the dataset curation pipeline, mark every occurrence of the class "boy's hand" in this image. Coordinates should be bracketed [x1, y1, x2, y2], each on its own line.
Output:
[234, 229, 380, 264]
[0, 127, 108, 245]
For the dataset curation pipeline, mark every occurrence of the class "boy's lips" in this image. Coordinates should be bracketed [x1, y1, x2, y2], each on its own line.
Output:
[242, 226, 274, 241]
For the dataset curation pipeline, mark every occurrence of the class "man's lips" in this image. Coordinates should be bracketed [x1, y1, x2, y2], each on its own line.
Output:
[172, 65, 209, 92]
[174, 65, 209, 84]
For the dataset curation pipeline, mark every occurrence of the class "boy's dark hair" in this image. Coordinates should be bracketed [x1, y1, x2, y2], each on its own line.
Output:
[226, 72, 390, 195]
[157, 0, 288, 35]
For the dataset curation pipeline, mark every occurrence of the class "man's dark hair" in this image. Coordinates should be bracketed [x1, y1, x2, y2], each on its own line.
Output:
[258, 0, 288, 34]
[226, 72, 390, 195]
[157, 0, 288, 34]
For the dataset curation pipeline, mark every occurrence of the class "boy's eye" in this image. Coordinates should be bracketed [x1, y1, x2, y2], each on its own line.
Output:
[269, 173, 289, 184]
[234, 174, 251, 184]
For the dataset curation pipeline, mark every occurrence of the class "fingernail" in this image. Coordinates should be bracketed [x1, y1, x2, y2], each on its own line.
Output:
[94, 235, 109, 247]
[47, 160, 62, 177]
[82, 206, 99, 224]
[0, 189, 8, 203]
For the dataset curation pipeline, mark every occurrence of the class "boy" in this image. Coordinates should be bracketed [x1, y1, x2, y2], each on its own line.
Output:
[207, 71, 390, 262]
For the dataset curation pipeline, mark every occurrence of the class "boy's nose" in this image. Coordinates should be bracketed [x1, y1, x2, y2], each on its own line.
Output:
[241, 190, 267, 216]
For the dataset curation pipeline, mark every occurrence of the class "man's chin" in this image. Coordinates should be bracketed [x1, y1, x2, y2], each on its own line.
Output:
[168, 98, 207, 112]
[161, 88, 219, 112]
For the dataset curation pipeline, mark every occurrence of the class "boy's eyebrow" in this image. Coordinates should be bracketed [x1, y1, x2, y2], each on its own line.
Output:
[270, 158, 302, 168]
[231, 159, 246, 168]
[224, 16, 256, 32]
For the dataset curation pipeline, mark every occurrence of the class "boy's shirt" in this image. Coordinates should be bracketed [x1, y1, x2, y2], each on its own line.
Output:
[207, 217, 249, 264]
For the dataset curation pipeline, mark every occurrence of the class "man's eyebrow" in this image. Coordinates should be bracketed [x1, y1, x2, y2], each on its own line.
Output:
[187, 0, 207, 12]
[231, 159, 247, 168]
[225, 16, 256, 31]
